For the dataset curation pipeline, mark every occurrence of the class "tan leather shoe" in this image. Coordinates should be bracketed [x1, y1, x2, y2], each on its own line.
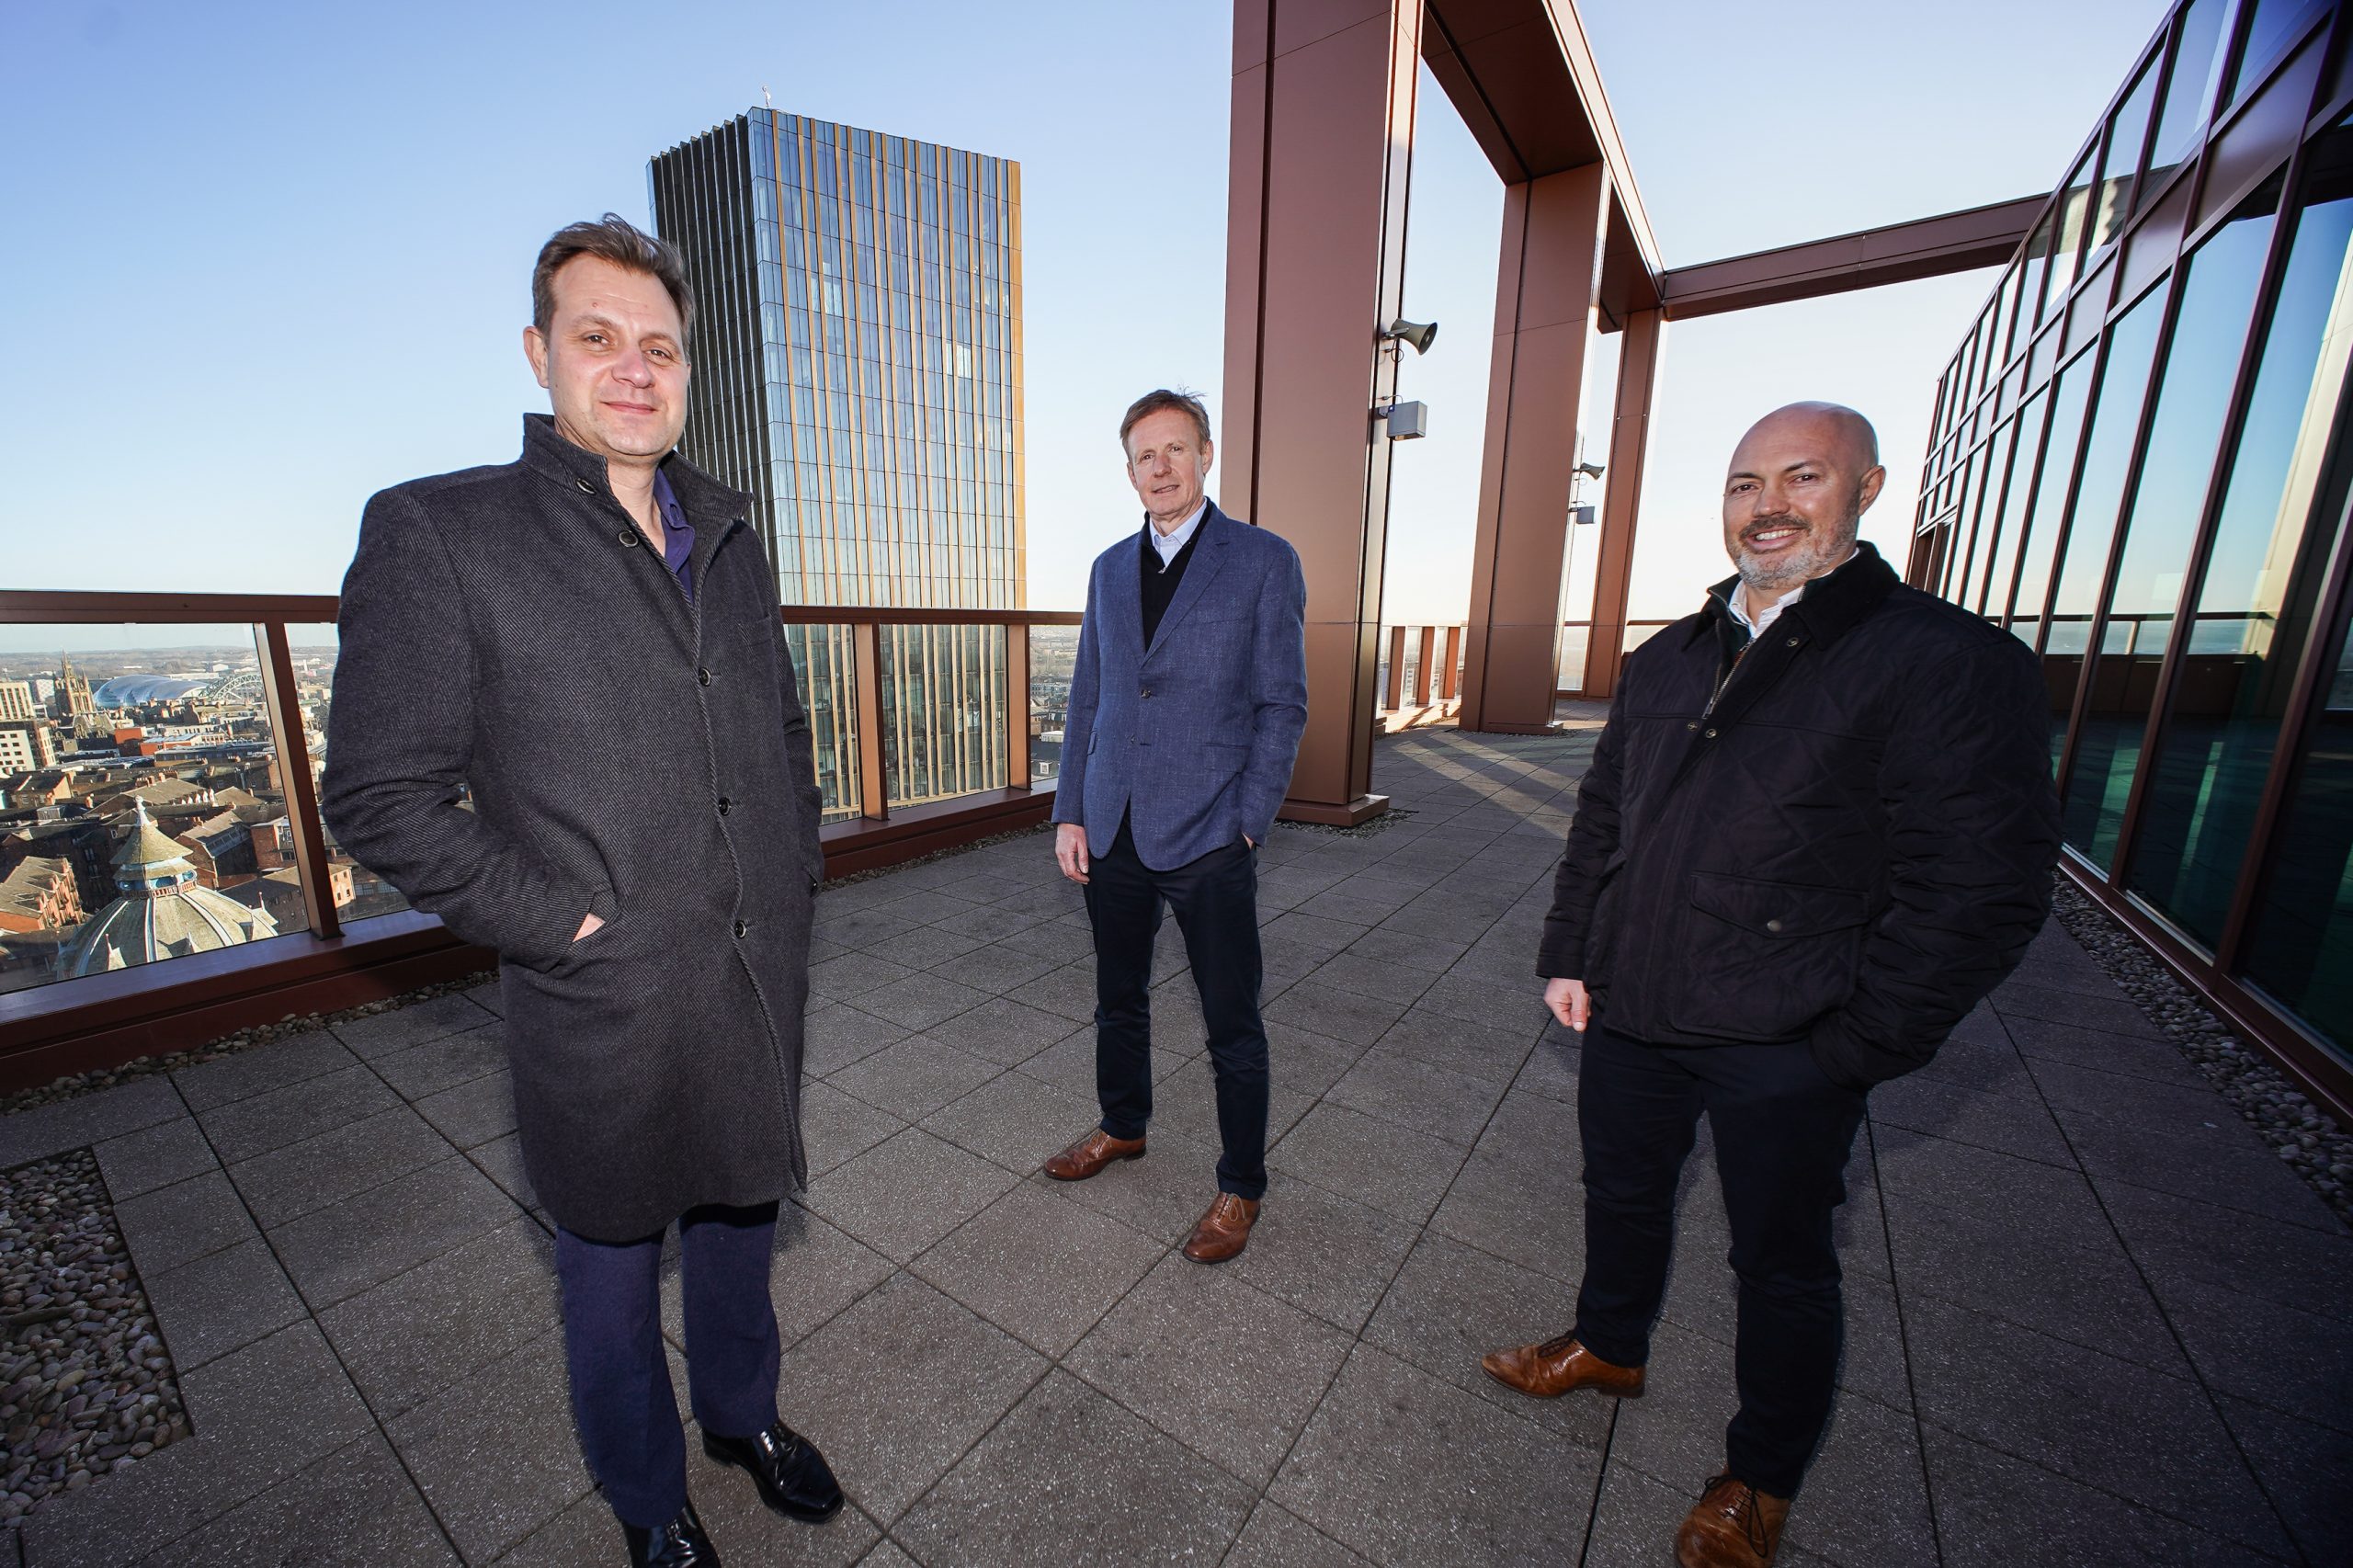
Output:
[1675, 1473, 1790, 1567]
[1480, 1334, 1645, 1399]
[1181, 1193, 1260, 1262]
[1042, 1129, 1145, 1181]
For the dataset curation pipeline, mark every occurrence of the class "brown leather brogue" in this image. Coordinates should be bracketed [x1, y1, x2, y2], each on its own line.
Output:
[1479, 1333, 1645, 1400]
[1180, 1193, 1260, 1262]
[1477, 1327, 1647, 1393]
[1675, 1473, 1790, 1568]
[1042, 1129, 1145, 1181]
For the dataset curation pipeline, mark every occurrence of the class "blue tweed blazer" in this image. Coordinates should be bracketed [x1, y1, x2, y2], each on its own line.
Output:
[1052, 503, 1309, 870]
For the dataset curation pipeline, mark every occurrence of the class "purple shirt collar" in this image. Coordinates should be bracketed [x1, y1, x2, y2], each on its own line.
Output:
[653, 467, 695, 600]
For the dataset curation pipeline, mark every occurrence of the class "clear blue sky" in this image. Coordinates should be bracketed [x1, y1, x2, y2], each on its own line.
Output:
[1, 0, 2165, 646]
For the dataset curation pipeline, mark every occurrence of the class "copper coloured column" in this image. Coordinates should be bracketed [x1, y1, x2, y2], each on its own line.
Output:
[1222, 0, 1419, 826]
[1458, 164, 1610, 733]
[1582, 305, 1662, 699]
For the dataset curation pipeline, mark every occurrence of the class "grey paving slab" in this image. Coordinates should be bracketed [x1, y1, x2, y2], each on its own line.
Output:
[92, 1113, 218, 1200]
[318, 1215, 563, 1420]
[1066, 1252, 1354, 1487]
[1361, 1231, 1616, 1448]
[1269, 1346, 1601, 1567]
[1302, 951, 1440, 1007]
[1003, 958, 1100, 1022]
[0, 1074, 184, 1168]
[1152, 1052, 1315, 1151]
[1343, 924, 1468, 973]
[892, 1369, 1256, 1566]
[371, 1019, 507, 1102]
[2027, 1056, 2249, 1135]
[1869, 1071, 2076, 1164]
[1424, 1093, 1586, 1282]
[387, 1327, 593, 1565]
[1265, 1022, 1369, 1098]
[1224, 1177, 1418, 1335]
[1902, 1293, 2292, 1556]
[800, 1125, 1019, 1263]
[112, 1168, 257, 1276]
[776, 1270, 1044, 1523]
[919, 1068, 1101, 1176]
[2004, 1015, 2213, 1085]
[934, 938, 1068, 997]
[269, 1153, 523, 1309]
[224, 1102, 452, 1228]
[802, 999, 915, 1076]
[1037, 1127, 1236, 1244]
[1881, 1188, 2188, 1374]
[21, 1321, 376, 1568]
[413, 1066, 521, 1150]
[467, 1130, 540, 1210]
[330, 992, 498, 1059]
[2099, 1176, 2353, 1321]
[1268, 1101, 1468, 1226]
[1371, 1006, 1536, 1083]
[931, 994, 1083, 1067]
[808, 948, 922, 1001]
[144, 1234, 307, 1373]
[827, 1033, 1003, 1121]
[171, 1027, 356, 1112]
[131, 1433, 458, 1568]
[1263, 980, 1409, 1045]
[848, 971, 993, 1032]
[910, 1178, 1164, 1356]
[2157, 1277, 2353, 1436]
[195, 1062, 402, 1164]
[800, 1077, 910, 1178]
[2056, 1103, 2339, 1229]
[1922, 1424, 2279, 1567]
[1225, 1499, 1379, 1566]
[1325, 1047, 1508, 1148]
[2218, 1393, 2353, 1568]
[1870, 1124, 2115, 1253]
[1992, 978, 2163, 1038]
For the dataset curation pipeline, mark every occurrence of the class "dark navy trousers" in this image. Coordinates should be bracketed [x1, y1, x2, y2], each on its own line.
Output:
[1571, 1025, 1867, 1498]
[554, 1201, 783, 1528]
[1084, 817, 1269, 1199]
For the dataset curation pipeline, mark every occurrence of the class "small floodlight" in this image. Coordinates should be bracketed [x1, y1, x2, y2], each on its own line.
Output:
[1382, 318, 1439, 355]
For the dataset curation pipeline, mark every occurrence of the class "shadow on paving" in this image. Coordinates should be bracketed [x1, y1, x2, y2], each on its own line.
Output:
[4, 725, 2346, 1566]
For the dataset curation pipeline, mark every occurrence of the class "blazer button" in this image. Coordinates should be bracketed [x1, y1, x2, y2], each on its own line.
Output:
[717, 797, 733, 816]
[1766, 918, 1785, 933]
[733, 918, 750, 938]
[618, 529, 640, 549]
[698, 668, 712, 686]
[574, 478, 596, 494]
[1786, 637, 1801, 648]
[1142, 688, 1154, 699]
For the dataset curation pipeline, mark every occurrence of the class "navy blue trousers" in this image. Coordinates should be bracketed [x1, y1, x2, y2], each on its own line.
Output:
[1083, 818, 1269, 1199]
[554, 1201, 782, 1528]
[1572, 1026, 1867, 1498]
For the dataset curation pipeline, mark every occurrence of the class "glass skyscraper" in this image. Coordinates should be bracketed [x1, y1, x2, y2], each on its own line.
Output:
[650, 109, 1025, 817]
[1913, 0, 2353, 1091]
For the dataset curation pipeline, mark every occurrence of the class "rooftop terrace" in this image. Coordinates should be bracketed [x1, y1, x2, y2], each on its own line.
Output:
[2, 723, 2346, 1566]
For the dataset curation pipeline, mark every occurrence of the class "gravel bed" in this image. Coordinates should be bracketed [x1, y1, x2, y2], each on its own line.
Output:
[2049, 879, 2352, 1226]
[0, 1149, 188, 1526]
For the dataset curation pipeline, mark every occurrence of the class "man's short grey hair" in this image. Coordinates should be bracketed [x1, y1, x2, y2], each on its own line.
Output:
[1120, 389, 1212, 456]
[531, 213, 696, 343]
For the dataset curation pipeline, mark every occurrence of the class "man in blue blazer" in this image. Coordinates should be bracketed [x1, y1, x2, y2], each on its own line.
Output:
[1044, 389, 1309, 1262]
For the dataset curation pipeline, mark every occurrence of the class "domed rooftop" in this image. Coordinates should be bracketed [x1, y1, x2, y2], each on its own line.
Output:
[57, 801, 278, 978]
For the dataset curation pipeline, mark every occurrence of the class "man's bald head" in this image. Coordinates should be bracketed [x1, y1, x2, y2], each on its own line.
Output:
[1720, 403, 1887, 597]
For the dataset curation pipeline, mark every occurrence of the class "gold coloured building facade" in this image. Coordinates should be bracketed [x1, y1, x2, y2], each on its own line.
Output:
[651, 110, 1026, 816]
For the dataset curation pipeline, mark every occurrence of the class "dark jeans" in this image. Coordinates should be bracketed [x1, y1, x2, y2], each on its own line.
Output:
[554, 1201, 783, 1528]
[1083, 817, 1269, 1199]
[1573, 1025, 1867, 1498]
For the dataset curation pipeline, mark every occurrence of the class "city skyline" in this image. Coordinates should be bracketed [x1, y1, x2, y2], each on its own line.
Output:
[2, 0, 2164, 630]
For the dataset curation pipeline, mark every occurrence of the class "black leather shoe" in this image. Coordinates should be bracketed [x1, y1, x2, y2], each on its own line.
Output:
[621, 1497, 722, 1566]
[701, 1419, 844, 1523]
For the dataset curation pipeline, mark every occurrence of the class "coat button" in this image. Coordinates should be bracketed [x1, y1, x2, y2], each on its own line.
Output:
[618, 529, 640, 549]
[717, 797, 733, 815]
[1142, 688, 1154, 699]
[1686, 721, 1699, 731]
[1704, 727, 1718, 738]
[733, 919, 750, 938]
[698, 668, 712, 686]
[1786, 637, 1801, 648]
[574, 478, 596, 494]
[1766, 918, 1784, 933]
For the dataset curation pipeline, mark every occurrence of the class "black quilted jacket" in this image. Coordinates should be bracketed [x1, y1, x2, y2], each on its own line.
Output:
[1539, 543, 2060, 1089]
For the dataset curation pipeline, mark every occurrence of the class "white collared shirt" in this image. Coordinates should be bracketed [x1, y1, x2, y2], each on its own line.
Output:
[1146, 500, 1208, 571]
[1731, 549, 1857, 639]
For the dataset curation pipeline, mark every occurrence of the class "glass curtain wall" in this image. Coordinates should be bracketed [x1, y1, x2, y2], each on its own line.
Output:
[1909, 0, 2353, 1079]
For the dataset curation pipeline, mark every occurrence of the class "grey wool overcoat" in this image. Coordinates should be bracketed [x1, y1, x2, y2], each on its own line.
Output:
[321, 415, 824, 1242]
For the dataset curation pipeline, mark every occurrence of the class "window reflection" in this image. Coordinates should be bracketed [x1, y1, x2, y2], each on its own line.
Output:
[2148, 0, 2228, 187]
[2135, 120, 2353, 948]
[1983, 391, 2052, 619]
[2060, 189, 2280, 869]
[2009, 355, 2097, 650]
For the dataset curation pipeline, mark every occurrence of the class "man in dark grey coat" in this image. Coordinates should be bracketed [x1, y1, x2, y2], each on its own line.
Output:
[323, 216, 841, 1568]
